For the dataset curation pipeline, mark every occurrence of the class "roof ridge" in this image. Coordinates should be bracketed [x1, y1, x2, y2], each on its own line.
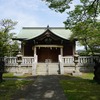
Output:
[23, 27, 65, 29]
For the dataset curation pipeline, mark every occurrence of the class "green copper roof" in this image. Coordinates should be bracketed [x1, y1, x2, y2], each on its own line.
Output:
[16, 27, 72, 40]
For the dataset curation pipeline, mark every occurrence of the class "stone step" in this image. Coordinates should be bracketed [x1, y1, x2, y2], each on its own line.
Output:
[36, 63, 59, 75]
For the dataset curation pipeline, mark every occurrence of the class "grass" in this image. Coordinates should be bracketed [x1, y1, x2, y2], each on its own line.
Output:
[3, 72, 14, 78]
[0, 79, 33, 100]
[3, 72, 32, 78]
[1, 72, 100, 100]
[60, 73, 100, 100]
[79, 72, 94, 79]
[1, 72, 33, 100]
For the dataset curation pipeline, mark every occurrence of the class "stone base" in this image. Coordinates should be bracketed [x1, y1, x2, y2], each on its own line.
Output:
[14, 72, 24, 76]
[72, 70, 82, 76]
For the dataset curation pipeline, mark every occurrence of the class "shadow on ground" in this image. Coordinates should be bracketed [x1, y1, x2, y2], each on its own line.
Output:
[59, 74, 100, 100]
[11, 75, 67, 100]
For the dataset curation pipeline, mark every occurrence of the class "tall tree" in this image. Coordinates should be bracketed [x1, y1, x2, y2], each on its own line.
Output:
[63, 0, 100, 55]
[43, 0, 100, 55]
[0, 19, 19, 57]
[43, 0, 100, 18]
[43, 0, 72, 13]
[43, 0, 100, 83]
[70, 21, 100, 55]
[0, 19, 19, 82]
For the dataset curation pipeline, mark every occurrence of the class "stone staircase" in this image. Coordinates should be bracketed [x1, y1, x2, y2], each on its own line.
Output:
[36, 63, 60, 75]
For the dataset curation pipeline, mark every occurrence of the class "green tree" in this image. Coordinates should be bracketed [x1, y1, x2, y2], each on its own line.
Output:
[64, 0, 100, 55]
[70, 21, 100, 55]
[43, 0, 100, 55]
[43, 0, 100, 16]
[10, 41, 19, 56]
[43, 0, 100, 83]
[43, 0, 72, 13]
[0, 19, 19, 57]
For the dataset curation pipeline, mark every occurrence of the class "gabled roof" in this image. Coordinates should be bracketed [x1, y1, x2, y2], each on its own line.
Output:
[15, 27, 72, 40]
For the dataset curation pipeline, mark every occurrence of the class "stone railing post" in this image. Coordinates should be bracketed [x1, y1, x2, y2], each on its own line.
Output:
[4, 56, 7, 66]
[32, 54, 37, 75]
[59, 55, 64, 74]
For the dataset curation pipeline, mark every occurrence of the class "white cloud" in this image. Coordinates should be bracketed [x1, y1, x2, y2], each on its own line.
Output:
[14, 12, 39, 33]
[0, 0, 75, 33]
[0, 0, 42, 32]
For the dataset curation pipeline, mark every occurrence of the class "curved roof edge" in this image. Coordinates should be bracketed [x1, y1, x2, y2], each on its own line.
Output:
[16, 27, 73, 40]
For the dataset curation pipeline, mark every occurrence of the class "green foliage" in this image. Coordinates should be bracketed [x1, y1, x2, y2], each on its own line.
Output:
[42, 0, 72, 13]
[43, 0, 100, 16]
[0, 19, 19, 57]
[70, 21, 100, 55]
[78, 50, 89, 56]
[43, 0, 100, 55]
[65, 1, 100, 54]
[64, 0, 100, 28]
[9, 41, 19, 56]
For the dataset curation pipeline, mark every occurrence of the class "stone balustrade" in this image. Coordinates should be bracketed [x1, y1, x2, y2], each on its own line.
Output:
[0, 56, 99, 67]
[62, 56, 74, 66]
[61, 56, 99, 67]
[0, 56, 34, 66]
[0, 55, 99, 74]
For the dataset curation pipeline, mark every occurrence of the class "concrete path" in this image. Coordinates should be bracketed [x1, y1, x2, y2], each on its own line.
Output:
[11, 75, 67, 100]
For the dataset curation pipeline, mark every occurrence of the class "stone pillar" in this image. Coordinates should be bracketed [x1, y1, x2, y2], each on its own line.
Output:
[32, 54, 37, 76]
[59, 55, 64, 74]
[34, 46, 36, 55]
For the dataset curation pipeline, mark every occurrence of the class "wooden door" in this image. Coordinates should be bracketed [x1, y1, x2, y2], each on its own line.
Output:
[37, 47, 60, 62]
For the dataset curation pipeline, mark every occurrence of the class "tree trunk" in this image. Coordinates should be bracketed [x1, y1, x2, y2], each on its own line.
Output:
[0, 61, 5, 82]
[93, 59, 100, 83]
[0, 72, 3, 82]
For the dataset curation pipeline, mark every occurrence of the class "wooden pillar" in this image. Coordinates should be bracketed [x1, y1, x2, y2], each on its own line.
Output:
[34, 46, 36, 55]
[21, 42, 24, 56]
[73, 40, 76, 55]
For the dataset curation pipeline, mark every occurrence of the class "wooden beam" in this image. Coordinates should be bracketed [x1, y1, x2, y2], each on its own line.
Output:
[34, 45, 63, 48]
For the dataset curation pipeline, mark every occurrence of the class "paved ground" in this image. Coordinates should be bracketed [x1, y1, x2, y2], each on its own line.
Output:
[11, 75, 67, 100]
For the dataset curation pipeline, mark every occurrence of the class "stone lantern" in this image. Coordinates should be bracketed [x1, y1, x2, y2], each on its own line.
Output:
[72, 52, 82, 76]
[14, 51, 23, 76]
[74, 52, 79, 69]
[16, 51, 23, 65]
